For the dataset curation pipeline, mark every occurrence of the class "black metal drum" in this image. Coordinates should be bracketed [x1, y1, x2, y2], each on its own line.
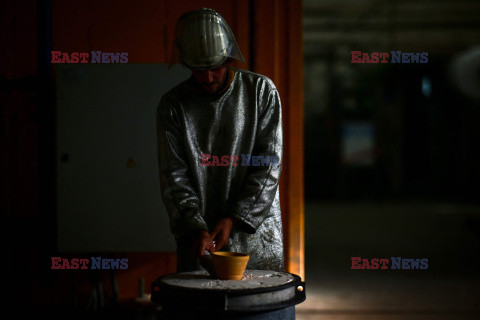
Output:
[151, 270, 306, 320]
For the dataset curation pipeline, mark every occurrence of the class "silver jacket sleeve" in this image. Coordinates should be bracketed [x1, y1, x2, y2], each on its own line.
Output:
[225, 88, 283, 234]
[157, 103, 209, 240]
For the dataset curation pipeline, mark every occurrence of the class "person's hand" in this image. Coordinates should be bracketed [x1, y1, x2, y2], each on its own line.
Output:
[210, 217, 236, 251]
[191, 230, 215, 260]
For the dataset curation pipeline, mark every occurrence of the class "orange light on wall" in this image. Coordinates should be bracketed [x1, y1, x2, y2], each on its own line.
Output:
[249, 0, 305, 280]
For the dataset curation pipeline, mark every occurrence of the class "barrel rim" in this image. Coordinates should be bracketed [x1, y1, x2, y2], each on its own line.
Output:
[152, 271, 303, 295]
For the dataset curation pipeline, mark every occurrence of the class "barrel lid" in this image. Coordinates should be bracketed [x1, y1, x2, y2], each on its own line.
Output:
[159, 270, 295, 292]
[151, 270, 306, 313]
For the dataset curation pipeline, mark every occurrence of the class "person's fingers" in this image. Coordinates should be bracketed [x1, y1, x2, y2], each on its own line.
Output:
[210, 218, 234, 251]
[206, 241, 215, 253]
[202, 238, 212, 255]
[204, 237, 218, 254]
[215, 234, 228, 251]
[204, 238, 212, 252]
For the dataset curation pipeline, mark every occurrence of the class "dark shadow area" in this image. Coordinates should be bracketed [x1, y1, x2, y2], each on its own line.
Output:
[301, 0, 480, 318]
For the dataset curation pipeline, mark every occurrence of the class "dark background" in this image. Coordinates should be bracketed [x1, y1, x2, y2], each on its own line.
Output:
[302, 1, 480, 318]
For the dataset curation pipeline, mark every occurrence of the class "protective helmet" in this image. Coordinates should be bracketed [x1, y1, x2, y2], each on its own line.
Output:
[169, 8, 245, 69]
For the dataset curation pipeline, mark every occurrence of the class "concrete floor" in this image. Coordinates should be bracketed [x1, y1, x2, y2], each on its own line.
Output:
[296, 200, 480, 320]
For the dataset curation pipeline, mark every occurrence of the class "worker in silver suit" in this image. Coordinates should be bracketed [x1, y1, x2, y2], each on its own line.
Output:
[157, 8, 284, 272]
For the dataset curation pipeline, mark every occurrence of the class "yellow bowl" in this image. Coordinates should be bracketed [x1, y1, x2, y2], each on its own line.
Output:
[211, 252, 249, 280]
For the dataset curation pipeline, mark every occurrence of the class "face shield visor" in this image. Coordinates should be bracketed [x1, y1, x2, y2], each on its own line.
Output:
[169, 8, 245, 70]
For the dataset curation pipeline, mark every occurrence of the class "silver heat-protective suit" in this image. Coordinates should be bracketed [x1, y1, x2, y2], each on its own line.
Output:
[157, 68, 284, 272]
